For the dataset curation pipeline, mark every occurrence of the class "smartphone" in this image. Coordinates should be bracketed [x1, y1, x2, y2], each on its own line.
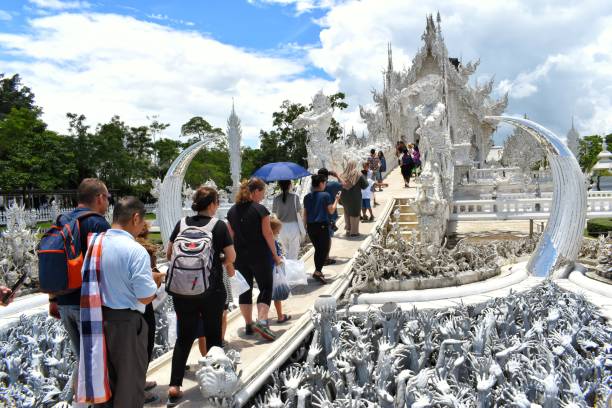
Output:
[2, 273, 27, 304]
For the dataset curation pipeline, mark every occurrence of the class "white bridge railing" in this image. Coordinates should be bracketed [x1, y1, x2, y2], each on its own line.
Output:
[451, 193, 612, 221]
[0, 204, 157, 226]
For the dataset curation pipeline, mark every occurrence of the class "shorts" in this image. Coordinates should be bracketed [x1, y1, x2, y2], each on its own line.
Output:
[362, 198, 371, 209]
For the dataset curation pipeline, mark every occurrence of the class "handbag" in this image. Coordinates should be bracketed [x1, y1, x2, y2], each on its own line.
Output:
[294, 194, 307, 242]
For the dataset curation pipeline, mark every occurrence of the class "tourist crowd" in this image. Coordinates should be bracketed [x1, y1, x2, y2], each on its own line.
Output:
[0, 146, 417, 406]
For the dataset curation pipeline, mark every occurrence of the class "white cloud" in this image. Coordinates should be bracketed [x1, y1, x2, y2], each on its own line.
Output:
[0, 10, 12, 20]
[0, 13, 334, 145]
[248, 0, 340, 15]
[28, 0, 91, 10]
[306, 0, 612, 137]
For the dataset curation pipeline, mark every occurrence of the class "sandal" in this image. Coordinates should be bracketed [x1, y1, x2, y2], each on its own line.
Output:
[277, 314, 292, 324]
[312, 271, 328, 284]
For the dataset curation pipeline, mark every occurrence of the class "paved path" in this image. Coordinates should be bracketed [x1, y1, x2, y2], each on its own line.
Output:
[146, 167, 416, 406]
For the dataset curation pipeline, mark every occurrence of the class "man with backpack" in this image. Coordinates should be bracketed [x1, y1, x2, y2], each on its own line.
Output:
[40, 179, 111, 405]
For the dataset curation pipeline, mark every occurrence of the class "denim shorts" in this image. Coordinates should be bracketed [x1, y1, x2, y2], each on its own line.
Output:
[362, 198, 371, 209]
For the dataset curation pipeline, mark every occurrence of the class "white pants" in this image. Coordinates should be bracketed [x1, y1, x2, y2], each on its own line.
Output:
[279, 221, 301, 260]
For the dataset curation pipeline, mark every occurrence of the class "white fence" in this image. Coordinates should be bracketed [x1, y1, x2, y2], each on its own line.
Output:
[451, 193, 612, 221]
[0, 204, 157, 226]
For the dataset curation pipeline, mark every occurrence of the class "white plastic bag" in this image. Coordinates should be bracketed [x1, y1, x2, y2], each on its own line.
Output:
[284, 259, 308, 287]
[272, 264, 291, 301]
[229, 270, 250, 296]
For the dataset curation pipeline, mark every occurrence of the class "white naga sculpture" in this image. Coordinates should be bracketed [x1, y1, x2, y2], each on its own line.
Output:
[293, 91, 334, 172]
[227, 101, 242, 199]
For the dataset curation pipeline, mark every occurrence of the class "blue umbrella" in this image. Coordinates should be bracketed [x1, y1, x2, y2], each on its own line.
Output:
[252, 162, 311, 182]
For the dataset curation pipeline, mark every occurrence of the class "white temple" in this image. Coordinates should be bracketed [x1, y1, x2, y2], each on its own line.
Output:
[227, 100, 242, 199]
[501, 114, 545, 171]
[566, 117, 580, 157]
[359, 14, 508, 243]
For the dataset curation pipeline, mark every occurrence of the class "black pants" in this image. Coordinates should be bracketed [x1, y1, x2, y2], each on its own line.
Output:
[143, 303, 156, 363]
[401, 165, 413, 185]
[307, 222, 331, 272]
[237, 260, 273, 306]
[98, 308, 148, 408]
[169, 290, 225, 387]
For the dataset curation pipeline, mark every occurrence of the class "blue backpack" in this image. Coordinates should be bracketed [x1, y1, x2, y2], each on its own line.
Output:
[37, 211, 97, 295]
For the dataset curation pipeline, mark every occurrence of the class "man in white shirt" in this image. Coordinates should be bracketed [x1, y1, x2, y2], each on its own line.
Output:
[98, 196, 157, 407]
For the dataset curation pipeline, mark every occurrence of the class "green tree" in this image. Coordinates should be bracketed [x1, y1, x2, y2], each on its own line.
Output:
[326, 92, 348, 143]
[0, 108, 76, 191]
[0, 74, 39, 120]
[258, 100, 308, 168]
[578, 135, 603, 173]
[180, 116, 225, 148]
[152, 138, 182, 178]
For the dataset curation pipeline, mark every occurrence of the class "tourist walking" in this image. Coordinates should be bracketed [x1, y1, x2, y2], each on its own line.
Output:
[340, 160, 368, 237]
[80, 197, 157, 407]
[361, 170, 375, 222]
[43, 178, 110, 406]
[270, 217, 291, 323]
[317, 168, 343, 264]
[412, 144, 421, 176]
[227, 178, 281, 341]
[166, 187, 236, 406]
[376, 151, 387, 191]
[303, 174, 340, 284]
[400, 147, 415, 188]
[367, 148, 380, 175]
[396, 140, 406, 165]
[272, 180, 303, 260]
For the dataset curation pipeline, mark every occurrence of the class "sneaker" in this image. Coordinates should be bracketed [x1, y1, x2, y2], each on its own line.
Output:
[252, 320, 276, 341]
[369, 215, 375, 222]
[145, 380, 157, 391]
[245, 323, 254, 335]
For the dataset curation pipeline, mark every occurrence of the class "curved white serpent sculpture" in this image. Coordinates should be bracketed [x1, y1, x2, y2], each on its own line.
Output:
[159, 140, 208, 247]
[486, 116, 586, 277]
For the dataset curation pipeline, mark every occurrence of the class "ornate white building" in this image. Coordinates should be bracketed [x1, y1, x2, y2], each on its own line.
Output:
[227, 100, 242, 199]
[360, 14, 508, 243]
[501, 115, 545, 171]
[566, 117, 580, 158]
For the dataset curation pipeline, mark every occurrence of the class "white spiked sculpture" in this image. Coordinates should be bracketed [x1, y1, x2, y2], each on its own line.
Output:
[159, 140, 208, 247]
[227, 101, 242, 200]
[486, 116, 586, 277]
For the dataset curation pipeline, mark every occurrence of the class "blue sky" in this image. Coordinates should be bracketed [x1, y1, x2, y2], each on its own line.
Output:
[0, 0, 611, 147]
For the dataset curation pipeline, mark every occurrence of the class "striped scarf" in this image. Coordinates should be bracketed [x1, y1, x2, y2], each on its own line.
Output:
[76, 232, 111, 403]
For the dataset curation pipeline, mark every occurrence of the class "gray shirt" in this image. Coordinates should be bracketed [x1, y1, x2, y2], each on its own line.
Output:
[272, 192, 302, 223]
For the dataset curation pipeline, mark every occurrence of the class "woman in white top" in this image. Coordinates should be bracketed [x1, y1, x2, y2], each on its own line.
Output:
[272, 180, 303, 260]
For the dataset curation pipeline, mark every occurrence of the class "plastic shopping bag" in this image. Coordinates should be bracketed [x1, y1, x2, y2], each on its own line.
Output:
[229, 270, 250, 296]
[284, 259, 308, 287]
[272, 264, 291, 301]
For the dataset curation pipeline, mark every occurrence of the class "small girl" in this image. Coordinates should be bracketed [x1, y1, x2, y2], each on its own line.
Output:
[360, 169, 375, 222]
[270, 217, 291, 323]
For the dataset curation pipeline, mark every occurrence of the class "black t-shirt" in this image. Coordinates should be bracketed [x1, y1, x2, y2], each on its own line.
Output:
[57, 208, 111, 306]
[226, 201, 271, 265]
[169, 215, 233, 290]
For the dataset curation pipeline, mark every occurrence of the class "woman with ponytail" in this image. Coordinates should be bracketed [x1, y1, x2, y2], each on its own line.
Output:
[227, 177, 281, 342]
[272, 180, 303, 260]
[165, 186, 236, 405]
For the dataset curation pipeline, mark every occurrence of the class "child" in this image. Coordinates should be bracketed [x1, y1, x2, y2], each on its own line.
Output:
[270, 217, 291, 323]
[360, 169, 375, 222]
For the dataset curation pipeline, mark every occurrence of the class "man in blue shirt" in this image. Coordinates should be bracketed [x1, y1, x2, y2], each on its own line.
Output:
[98, 196, 157, 407]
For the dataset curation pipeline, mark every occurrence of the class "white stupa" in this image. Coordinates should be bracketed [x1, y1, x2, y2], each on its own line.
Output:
[566, 117, 580, 157]
[593, 141, 612, 171]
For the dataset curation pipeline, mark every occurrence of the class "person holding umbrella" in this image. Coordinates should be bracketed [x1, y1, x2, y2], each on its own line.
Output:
[272, 180, 303, 260]
[227, 177, 281, 341]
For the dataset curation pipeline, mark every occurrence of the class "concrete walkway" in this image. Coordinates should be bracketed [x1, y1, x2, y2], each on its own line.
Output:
[146, 167, 417, 406]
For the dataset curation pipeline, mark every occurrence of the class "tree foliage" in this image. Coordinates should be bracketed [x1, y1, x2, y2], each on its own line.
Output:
[578, 135, 603, 173]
